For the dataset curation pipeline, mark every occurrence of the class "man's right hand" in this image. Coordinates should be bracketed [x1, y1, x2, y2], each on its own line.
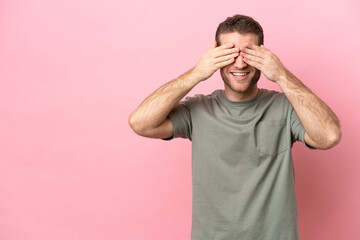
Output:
[129, 40, 240, 139]
[191, 41, 240, 81]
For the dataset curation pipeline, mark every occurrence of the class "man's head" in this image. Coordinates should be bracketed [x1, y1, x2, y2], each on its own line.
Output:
[215, 14, 264, 47]
[215, 15, 264, 98]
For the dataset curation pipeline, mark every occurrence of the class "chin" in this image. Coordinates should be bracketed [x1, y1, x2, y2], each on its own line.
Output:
[222, 71, 260, 94]
[226, 78, 257, 94]
[231, 84, 253, 94]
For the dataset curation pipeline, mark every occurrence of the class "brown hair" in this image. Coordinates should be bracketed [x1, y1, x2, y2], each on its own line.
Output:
[215, 14, 264, 46]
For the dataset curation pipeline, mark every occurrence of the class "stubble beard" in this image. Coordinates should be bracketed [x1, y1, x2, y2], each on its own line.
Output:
[221, 69, 261, 94]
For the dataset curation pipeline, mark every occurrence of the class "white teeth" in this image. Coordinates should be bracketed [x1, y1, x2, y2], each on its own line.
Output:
[232, 72, 247, 76]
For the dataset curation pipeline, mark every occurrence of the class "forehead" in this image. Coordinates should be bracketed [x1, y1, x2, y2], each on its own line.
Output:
[219, 32, 259, 48]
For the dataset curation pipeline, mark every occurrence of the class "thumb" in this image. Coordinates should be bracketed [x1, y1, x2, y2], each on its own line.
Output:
[211, 40, 217, 49]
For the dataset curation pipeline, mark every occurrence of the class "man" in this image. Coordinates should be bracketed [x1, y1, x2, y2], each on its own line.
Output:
[129, 15, 341, 240]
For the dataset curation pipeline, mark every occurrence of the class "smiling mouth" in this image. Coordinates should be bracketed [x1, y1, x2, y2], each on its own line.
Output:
[231, 72, 249, 76]
[231, 72, 249, 81]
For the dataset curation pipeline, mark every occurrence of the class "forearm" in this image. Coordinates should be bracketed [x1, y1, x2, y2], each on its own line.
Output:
[277, 70, 342, 149]
[241, 43, 342, 148]
[129, 67, 201, 134]
[129, 41, 239, 136]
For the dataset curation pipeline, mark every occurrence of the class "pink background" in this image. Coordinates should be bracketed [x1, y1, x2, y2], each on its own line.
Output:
[1, 0, 359, 239]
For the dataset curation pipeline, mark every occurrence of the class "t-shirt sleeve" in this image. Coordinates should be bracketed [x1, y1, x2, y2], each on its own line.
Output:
[162, 99, 192, 141]
[290, 105, 316, 149]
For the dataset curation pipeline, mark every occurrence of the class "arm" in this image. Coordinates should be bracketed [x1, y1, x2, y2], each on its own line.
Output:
[129, 41, 240, 138]
[241, 44, 342, 149]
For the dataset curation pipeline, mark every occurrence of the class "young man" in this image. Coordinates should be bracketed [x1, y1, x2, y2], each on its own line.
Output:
[129, 15, 341, 240]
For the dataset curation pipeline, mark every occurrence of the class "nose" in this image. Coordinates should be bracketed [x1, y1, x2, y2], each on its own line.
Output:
[233, 54, 248, 69]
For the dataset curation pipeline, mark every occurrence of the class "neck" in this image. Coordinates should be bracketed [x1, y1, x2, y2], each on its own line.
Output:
[224, 85, 259, 102]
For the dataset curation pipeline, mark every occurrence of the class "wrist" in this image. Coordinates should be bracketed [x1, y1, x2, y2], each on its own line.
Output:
[276, 68, 293, 88]
[185, 67, 203, 85]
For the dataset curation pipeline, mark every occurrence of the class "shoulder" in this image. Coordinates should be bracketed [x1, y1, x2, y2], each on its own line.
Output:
[183, 90, 221, 105]
[259, 88, 289, 105]
[260, 88, 282, 99]
[257, 89, 293, 117]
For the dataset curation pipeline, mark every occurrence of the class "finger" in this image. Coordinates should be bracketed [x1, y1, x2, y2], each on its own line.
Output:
[214, 52, 239, 64]
[213, 47, 239, 58]
[243, 57, 262, 70]
[219, 42, 235, 49]
[215, 57, 235, 68]
[244, 42, 262, 50]
[241, 51, 264, 64]
[245, 43, 271, 56]
[241, 47, 265, 59]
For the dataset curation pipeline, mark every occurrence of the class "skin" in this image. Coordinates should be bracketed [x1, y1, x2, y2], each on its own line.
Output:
[239, 37, 342, 149]
[128, 40, 239, 139]
[129, 31, 342, 149]
[218, 32, 261, 101]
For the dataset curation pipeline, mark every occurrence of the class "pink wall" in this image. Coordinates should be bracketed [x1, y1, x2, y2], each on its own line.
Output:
[1, 0, 359, 239]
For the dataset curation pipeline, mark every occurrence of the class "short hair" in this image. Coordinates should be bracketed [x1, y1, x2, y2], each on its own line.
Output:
[215, 14, 264, 46]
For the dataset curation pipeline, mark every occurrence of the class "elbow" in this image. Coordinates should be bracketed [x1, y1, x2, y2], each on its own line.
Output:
[322, 128, 342, 150]
[330, 129, 342, 147]
[128, 113, 150, 137]
[128, 113, 142, 135]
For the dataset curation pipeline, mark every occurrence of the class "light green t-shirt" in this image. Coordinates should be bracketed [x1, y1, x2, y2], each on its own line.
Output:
[166, 88, 314, 240]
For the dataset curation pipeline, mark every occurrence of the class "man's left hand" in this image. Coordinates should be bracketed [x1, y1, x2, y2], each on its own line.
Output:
[240, 43, 287, 83]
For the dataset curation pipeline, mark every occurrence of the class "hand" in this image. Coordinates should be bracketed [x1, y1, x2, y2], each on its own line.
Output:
[240, 43, 288, 83]
[192, 40, 240, 81]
